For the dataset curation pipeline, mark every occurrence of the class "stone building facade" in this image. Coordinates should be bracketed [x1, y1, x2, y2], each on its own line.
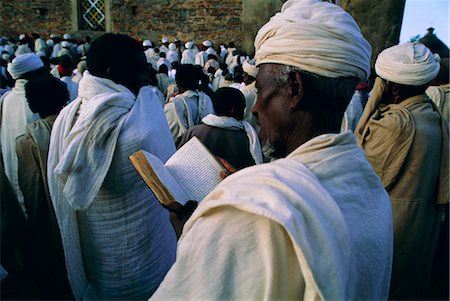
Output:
[1, 0, 405, 62]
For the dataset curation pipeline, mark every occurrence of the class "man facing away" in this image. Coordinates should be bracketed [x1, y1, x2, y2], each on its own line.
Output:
[355, 42, 448, 300]
[47, 33, 178, 300]
[178, 87, 263, 170]
[0, 53, 46, 215]
[16, 75, 73, 300]
[151, 0, 393, 300]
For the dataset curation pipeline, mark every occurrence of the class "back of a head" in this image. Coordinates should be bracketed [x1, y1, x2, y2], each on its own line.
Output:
[87, 33, 148, 94]
[213, 87, 245, 120]
[25, 75, 69, 118]
[87, 33, 144, 79]
[176, 64, 199, 90]
[158, 64, 168, 74]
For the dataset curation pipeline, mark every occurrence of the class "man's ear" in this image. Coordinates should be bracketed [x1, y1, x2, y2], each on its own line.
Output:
[288, 70, 303, 109]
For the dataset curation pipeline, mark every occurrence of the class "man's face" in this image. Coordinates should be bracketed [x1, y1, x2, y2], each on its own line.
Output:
[252, 64, 292, 158]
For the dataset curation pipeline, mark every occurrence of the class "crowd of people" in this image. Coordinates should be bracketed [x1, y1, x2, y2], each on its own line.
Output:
[0, 0, 448, 300]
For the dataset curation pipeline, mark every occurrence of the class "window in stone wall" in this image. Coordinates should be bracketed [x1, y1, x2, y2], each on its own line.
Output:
[79, 0, 106, 31]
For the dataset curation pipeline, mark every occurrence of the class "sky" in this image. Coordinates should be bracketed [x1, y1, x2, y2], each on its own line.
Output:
[400, 0, 449, 46]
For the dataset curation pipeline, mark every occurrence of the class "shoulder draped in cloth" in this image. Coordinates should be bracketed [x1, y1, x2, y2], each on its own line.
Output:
[151, 132, 393, 300]
[48, 71, 177, 300]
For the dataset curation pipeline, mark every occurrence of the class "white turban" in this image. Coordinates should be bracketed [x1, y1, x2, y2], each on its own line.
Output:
[375, 42, 441, 86]
[185, 41, 194, 49]
[162, 36, 169, 43]
[255, 0, 371, 82]
[143, 39, 152, 47]
[50, 34, 58, 39]
[202, 40, 212, 47]
[169, 43, 177, 51]
[19, 34, 26, 41]
[7, 53, 44, 79]
[242, 60, 258, 78]
[15, 44, 32, 56]
[61, 41, 71, 48]
[46, 39, 54, 47]
[63, 33, 71, 40]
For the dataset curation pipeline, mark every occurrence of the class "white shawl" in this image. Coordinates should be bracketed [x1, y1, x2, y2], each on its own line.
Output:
[202, 114, 263, 164]
[151, 132, 392, 300]
[51, 71, 135, 210]
[48, 72, 177, 300]
[172, 90, 214, 134]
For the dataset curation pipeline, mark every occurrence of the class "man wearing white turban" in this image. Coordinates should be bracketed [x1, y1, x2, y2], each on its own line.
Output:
[240, 59, 259, 129]
[0, 53, 45, 215]
[180, 41, 196, 65]
[150, 1, 393, 300]
[355, 42, 448, 300]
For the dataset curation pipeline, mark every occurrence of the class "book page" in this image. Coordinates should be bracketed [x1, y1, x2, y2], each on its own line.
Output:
[165, 137, 225, 202]
[130, 150, 191, 206]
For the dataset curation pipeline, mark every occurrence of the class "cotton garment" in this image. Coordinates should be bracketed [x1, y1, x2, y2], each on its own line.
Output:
[16, 115, 73, 300]
[0, 80, 40, 214]
[164, 90, 214, 142]
[60, 76, 79, 102]
[151, 132, 393, 300]
[341, 90, 364, 132]
[48, 72, 178, 300]
[180, 48, 196, 65]
[240, 81, 259, 130]
[356, 81, 449, 299]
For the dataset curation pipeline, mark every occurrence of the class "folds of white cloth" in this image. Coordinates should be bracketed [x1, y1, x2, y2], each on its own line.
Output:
[172, 90, 214, 134]
[202, 114, 263, 164]
[48, 71, 177, 299]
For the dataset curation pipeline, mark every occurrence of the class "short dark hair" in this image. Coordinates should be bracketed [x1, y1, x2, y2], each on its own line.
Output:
[25, 75, 68, 118]
[212, 87, 245, 120]
[176, 64, 199, 90]
[87, 33, 143, 78]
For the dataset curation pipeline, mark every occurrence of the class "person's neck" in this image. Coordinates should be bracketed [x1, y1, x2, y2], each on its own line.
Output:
[286, 112, 341, 155]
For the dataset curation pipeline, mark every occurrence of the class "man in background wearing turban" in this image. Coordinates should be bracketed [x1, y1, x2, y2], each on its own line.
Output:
[150, 0, 393, 299]
[0, 53, 46, 215]
[355, 42, 448, 300]
[240, 59, 259, 130]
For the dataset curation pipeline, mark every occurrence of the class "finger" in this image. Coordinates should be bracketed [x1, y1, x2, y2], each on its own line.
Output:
[217, 157, 237, 173]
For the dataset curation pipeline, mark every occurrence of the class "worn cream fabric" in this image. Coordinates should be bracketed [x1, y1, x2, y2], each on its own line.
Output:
[151, 132, 393, 300]
[240, 81, 259, 130]
[254, 0, 371, 82]
[48, 73, 177, 300]
[356, 78, 449, 298]
[202, 114, 263, 164]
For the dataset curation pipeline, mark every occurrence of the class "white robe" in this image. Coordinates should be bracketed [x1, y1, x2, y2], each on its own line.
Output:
[151, 132, 393, 300]
[0, 79, 40, 214]
[240, 81, 259, 131]
[60, 76, 79, 103]
[48, 72, 177, 300]
[181, 48, 196, 65]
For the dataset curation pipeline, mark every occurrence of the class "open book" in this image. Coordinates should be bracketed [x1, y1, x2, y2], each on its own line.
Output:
[129, 137, 226, 207]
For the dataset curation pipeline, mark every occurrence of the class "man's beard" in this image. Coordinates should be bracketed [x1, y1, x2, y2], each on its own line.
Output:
[261, 139, 286, 161]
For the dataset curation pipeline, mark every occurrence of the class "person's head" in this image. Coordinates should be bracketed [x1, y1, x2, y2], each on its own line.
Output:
[31, 33, 40, 39]
[175, 64, 199, 92]
[375, 42, 441, 104]
[25, 75, 69, 118]
[7, 53, 47, 81]
[159, 52, 166, 58]
[58, 54, 75, 77]
[161, 36, 169, 46]
[142, 39, 152, 51]
[242, 60, 258, 85]
[171, 61, 179, 70]
[212, 87, 245, 120]
[228, 41, 235, 49]
[85, 35, 92, 43]
[158, 64, 168, 75]
[207, 54, 216, 61]
[87, 33, 149, 96]
[252, 0, 370, 159]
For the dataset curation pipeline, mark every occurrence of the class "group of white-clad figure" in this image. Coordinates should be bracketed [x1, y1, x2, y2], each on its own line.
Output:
[0, 0, 448, 300]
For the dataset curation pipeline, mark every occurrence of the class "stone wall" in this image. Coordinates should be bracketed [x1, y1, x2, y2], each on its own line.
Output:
[341, 0, 407, 66]
[0, 0, 406, 62]
[0, 0, 72, 38]
[109, 0, 243, 46]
